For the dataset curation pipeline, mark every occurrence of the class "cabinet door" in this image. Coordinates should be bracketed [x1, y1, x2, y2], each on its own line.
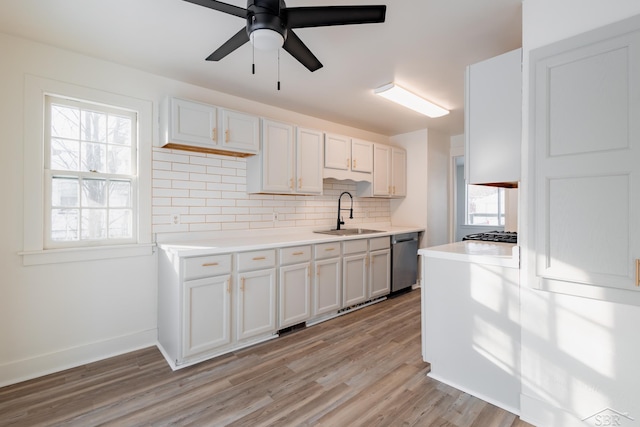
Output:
[532, 31, 640, 295]
[370, 249, 390, 298]
[279, 263, 311, 328]
[296, 128, 323, 194]
[373, 144, 391, 196]
[324, 133, 350, 170]
[182, 275, 231, 358]
[220, 109, 259, 153]
[343, 254, 368, 307]
[314, 258, 341, 315]
[465, 48, 521, 185]
[261, 119, 294, 193]
[171, 98, 217, 147]
[236, 268, 277, 341]
[351, 138, 373, 173]
[391, 147, 407, 198]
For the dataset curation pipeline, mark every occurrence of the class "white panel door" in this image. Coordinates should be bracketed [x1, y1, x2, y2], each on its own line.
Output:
[236, 268, 277, 341]
[261, 119, 294, 193]
[171, 98, 217, 146]
[372, 144, 391, 196]
[370, 249, 390, 298]
[343, 254, 367, 307]
[533, 30, 640, 292]
[313, 258, 341, 315]
[182, 275, 231, 358]
[220, 109, 259, 153]
[391, 147, 407, 198]
[324, 133, 350, 170]
[279, 263, 311, 328]
[296, 128, 323, 194]
[351, 138, 373, 173]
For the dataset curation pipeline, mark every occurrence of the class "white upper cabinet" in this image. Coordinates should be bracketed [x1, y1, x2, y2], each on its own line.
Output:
[324, 134, 373, 181]
[357, 144, 406, 198]
[220, 109, 260, 154]
[159, 96, 259, 157]
[531, 24, 640, 301]
[168, 97, 217, 147]
[247, 121, 323, 195]
[465, 48, 522, 186]
[391, 147, 407, 198]
[296, 127, 324, 195]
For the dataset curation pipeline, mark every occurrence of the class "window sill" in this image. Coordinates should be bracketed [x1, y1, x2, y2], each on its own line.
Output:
[19, 243, 156, 266]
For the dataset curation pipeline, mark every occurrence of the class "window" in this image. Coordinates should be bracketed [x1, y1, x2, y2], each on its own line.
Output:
[466, 185, 505, 226]
[44, 96, 137, 248]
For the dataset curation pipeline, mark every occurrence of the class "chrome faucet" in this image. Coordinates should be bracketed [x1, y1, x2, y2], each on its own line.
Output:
[336, 191, 353, 230]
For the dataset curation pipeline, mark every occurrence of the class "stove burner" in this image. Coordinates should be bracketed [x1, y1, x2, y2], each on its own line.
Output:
[462, 231, 517, 244]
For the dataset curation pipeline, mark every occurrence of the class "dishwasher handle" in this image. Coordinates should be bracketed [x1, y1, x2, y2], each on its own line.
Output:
[392, 233, 419, 245]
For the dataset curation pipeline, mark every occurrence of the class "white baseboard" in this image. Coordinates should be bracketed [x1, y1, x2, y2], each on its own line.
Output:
[0, 329, 157, 388]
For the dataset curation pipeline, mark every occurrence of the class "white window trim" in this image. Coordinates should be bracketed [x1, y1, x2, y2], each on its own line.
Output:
[21, 75, 153, 265]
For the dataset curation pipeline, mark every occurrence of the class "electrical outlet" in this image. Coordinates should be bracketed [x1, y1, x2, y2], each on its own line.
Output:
[172, 214, 180, 225]
[273, 212, 279, 222]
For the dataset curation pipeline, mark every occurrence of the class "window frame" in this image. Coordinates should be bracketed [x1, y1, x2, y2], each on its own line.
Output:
[22, 75, 153, 265]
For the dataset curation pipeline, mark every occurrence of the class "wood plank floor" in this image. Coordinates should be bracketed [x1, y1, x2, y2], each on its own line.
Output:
[0, 289, 534, 427]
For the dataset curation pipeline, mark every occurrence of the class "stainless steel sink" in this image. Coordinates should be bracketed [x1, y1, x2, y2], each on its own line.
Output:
[313, 228, 385, 236]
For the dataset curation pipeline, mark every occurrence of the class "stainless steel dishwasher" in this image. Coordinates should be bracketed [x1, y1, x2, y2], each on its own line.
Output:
[391, 232, 419, 292]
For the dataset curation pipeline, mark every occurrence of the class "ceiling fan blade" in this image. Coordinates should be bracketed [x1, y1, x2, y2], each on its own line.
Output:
[183, 0, 247, 18]
[283, 30, 323, 72]
[286, 6, 386, 28]
[206, 27, 250, 61]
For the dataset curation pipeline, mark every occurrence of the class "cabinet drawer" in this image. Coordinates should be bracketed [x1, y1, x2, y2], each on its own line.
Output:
[237, 249, 276, 272]
[183, 254, 232, 280]
[369, 236, 390, 251]
[343, 239, 368, 254]
[315, 242, 341, 259]
[280, 245, 311, 265]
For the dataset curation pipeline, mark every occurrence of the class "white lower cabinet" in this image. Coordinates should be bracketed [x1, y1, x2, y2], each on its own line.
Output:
[313, 243, 342, 316]
[236, 249, 277, 341]
[342, 239, 369, 307]
[278, 245, 312, 328]
[182, 275, 231, 358]
[370, 249, 391, 298]
[158, 235, 393, 370]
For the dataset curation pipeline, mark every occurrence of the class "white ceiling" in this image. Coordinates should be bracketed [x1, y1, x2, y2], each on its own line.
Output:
[0, 0, 522, 137]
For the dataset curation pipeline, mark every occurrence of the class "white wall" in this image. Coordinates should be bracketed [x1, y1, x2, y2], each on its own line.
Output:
[0, 32, 393, 386]
[520, 2, 640, 426]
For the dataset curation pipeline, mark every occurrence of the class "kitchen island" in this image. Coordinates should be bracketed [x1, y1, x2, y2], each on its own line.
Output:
[418, 241, 520, 414]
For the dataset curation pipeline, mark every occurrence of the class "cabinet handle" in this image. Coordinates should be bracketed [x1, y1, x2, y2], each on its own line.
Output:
[393, 186, 396, 195]
[346, 158, 350, 168]
[241, 276, 245, 292]
[212, 128, 217, 141]
[307, 267, 310, 278]
[292, 251, 304, 256]
[298, 178, 302, 189]
[325, 247, 336, 252]
[252, 256, 266, 261]
[225, 129, 230, 143]
[227, 278, 231, 293]
[388, 186, 391, 194]
[636, 259, 639, 287]
[201, 262, 219, 267]
[290, 178, 294, 190]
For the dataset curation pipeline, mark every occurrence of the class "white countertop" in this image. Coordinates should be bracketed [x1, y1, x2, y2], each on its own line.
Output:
[418, 241, 519, 269]
[158, 225, 424, 257]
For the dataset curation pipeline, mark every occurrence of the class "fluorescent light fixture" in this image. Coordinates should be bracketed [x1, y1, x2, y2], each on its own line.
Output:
[374, 83, 449, 118]
[250, 29, 284, 51]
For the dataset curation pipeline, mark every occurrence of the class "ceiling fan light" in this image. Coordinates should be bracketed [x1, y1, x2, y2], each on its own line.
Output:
[250, 29, 284, 51]
[374, 83, 450, 118]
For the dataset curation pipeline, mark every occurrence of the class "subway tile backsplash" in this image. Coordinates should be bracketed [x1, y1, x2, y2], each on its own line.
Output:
[152, 148, 391, 234]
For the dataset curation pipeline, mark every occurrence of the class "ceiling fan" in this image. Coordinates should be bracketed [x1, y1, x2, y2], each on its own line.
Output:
[183, 0, 387, 72]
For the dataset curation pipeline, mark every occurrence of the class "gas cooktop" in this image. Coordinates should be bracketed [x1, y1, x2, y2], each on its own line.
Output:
[462, 231, 517, 244]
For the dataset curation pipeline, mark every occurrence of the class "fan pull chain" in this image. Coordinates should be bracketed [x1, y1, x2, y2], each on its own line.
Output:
[277, 49, 281, 91]
[252, 41, 255, 75]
